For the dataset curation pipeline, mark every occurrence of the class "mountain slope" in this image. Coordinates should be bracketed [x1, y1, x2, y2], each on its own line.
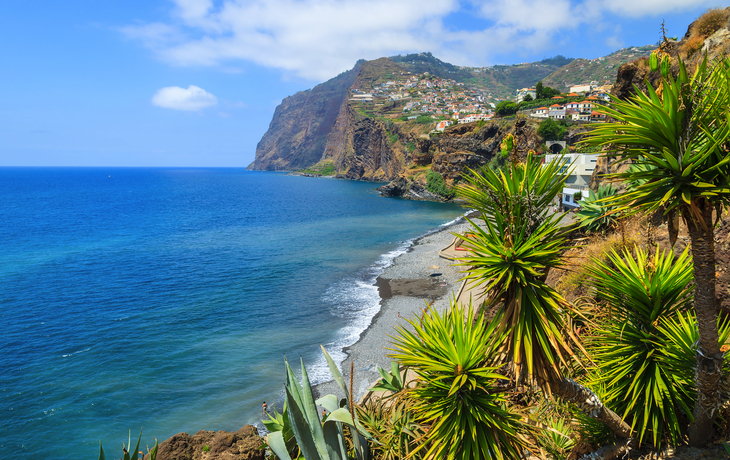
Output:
[248, 48, 652, 177]
[541, 45, 656, 89]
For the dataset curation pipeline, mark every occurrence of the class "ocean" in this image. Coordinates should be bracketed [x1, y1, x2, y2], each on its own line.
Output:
[0, 168, 465, 459]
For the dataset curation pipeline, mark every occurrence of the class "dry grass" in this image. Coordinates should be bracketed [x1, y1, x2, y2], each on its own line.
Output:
[680, 8, 730, 57]
[681, 34, 706, 58]
[694, 8, 730, 38]
[553, 216, 650, 304]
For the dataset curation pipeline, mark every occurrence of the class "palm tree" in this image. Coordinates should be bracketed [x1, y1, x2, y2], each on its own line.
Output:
[581, 56, 730, 446]
[455, 153, 632, 453]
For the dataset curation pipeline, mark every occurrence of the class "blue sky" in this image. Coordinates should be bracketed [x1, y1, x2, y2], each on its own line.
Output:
[0, 1, 723, 167]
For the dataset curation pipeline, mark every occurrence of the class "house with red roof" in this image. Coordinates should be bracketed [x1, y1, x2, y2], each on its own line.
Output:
[531, 106, 549, 118]
[591, 111, 607, 122]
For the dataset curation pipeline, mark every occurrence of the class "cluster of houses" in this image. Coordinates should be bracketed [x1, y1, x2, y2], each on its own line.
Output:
[531, 97, 608, 122]
[513, 83, 613, 123]
[349, 71, 496, 124]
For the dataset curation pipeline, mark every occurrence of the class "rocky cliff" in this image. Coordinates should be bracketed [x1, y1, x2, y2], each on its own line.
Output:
[378, 118, 543, 200]
[247, 51, 636, 178]
[247, 64, 360, 171]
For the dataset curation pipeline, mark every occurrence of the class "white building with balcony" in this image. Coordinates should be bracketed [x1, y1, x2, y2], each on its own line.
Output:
[543, 153, 600, 208]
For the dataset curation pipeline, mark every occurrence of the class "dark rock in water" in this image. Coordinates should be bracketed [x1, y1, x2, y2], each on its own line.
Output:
[377, 176, 408, 197]
[404, 182, 443, 201]
[153, 425, 264, 460]
[376, 176, 445, 201]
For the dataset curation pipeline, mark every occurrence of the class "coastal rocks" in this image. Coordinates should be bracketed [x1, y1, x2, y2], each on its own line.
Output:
[153, 425, 264, 460]
[377, 175, 408, 197]
[376, 176, 445, 201]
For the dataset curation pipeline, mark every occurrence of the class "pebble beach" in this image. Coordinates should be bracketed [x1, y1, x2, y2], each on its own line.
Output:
[314, 217, 473, 401]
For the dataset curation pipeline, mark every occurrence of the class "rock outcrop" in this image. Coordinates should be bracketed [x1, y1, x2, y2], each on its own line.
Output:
[153, 425, 264, 460]
[377, 118, 544, 200]
[612, 7, 730, 101]
[248, 65, 360, 171]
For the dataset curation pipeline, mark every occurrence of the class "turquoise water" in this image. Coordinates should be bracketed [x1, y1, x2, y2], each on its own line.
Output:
[0, 168, 465, 459]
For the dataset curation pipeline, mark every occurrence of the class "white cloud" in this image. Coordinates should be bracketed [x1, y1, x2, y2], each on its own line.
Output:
[151, 85, 218, 111]
[124, 0, 717, 81]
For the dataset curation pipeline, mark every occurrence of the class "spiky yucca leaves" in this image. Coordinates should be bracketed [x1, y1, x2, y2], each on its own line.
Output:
[457, 153, 567, 238]
[581, 55, 730, 446]
[455, 153, 580, 389]
[357, 398, 425, 460]
[576, 184, 620, 233]
[586, 246, 694, 447]
[581, 57, 730, 223]
[390, 302, 528, 460]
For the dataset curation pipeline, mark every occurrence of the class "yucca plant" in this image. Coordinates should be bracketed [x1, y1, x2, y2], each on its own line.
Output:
[536, 417, 576, 460]
[585, 246, 695, 448]
[576, 184, 620, 233]
[455, 153, 577, 388]
[390, 302, 528, 460]
[455, 153, 632, 447]
[357, 397, 424, 460]
[581, 55, 730, 446]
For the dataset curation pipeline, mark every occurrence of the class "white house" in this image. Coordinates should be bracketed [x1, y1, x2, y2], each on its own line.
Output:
[515, 87, 537, 102]
[548, 104, 565, 119]
[531, 106, 549, 118]
[544, 152, 600, 209]
[435, 120, 453, 132]
[570, 84, 593, 94]
[544, 152, 599, 188]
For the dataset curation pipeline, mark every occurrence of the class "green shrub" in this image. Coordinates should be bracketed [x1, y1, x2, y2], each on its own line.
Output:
[576, 184, 619, 233]
[390, 303, 528, 460]
[202, 445, 210, 452]
[586, 246, 696, 447]
[425, 170, 454, 199]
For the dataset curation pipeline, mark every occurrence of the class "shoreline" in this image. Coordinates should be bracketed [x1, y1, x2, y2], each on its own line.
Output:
[312, 215, 472, 402]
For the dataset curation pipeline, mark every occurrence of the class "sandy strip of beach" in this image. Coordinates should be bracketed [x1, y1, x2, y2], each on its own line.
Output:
[313, 217, 474, 402]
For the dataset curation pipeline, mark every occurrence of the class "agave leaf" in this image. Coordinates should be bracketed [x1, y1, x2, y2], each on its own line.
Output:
[320, 345, 349, 402]
[267, 430, 294, 460]
[285, 386, 324, 460]
[147, 439, 158, 460]
[316, 394, 340, 414]
[98, 442, 105, 460]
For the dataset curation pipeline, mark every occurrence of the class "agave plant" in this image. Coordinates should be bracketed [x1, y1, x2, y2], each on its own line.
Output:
[97, 430, 157, 460]
[265, 346, 374, 460]
[581, 55, 730, 445]
[585, 246, 695, 448]
[576, 184, 620, 233]
[390, 301, 528, 460]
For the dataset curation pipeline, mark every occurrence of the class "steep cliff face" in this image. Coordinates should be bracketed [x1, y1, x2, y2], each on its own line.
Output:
[248, 65, 360, 171]
[379, 118, 543, 199]
[431, 119, 541, 180]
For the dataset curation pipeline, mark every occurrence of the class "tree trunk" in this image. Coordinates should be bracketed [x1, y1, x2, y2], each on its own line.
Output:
[554, 378, 632, 439]
[687, 201, 724, 447]
[578, 439, 632, 460]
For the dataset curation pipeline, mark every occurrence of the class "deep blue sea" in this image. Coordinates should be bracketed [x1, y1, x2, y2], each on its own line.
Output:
[0, 168, 465, 460]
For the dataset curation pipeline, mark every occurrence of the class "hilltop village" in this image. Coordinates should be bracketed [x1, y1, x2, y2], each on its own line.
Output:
[349, 68, 616, 135]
